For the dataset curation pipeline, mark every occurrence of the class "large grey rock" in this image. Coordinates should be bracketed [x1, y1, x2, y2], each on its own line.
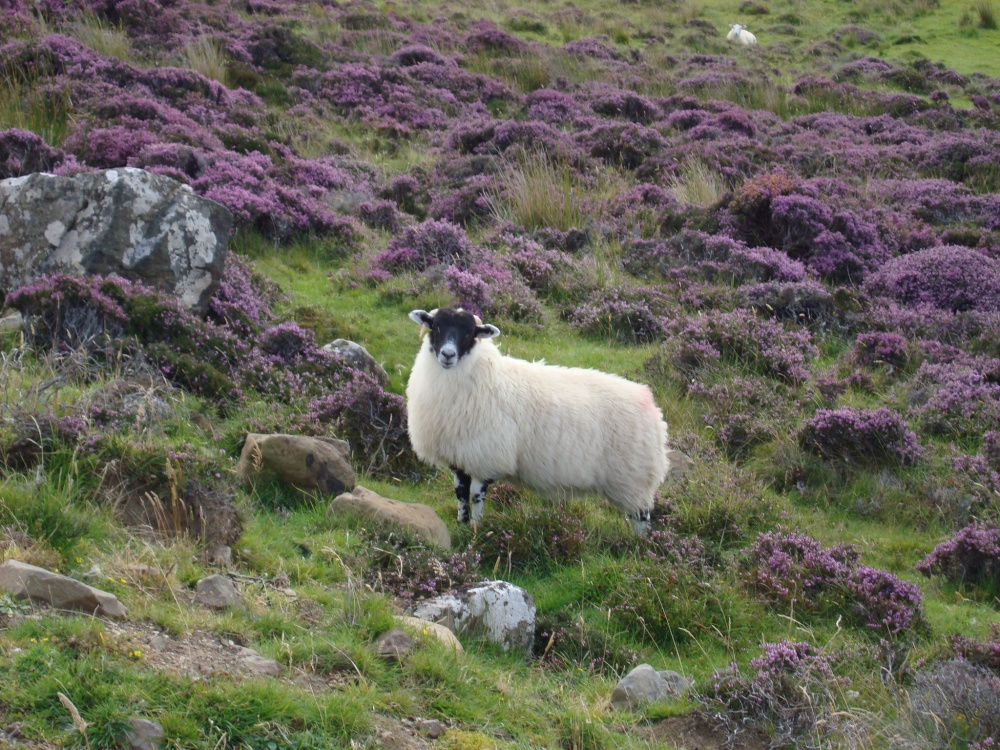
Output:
[610, 664, 693, 710]
[322, 339, 388, 386]
[126, 718, 164, 750]
[411, 581, 535, 657]
[0, 168, 232, 315]
[330, 486, 450, 549]
[195, 574, 240, 610]
[0, 560, 126, 618]
[237, 433, 355, 499]
[0, 560, 125, 617]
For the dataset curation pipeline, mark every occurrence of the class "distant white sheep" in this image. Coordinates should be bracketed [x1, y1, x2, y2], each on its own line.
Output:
[727, 23, 757, 46]
[405, 308, 671, 534]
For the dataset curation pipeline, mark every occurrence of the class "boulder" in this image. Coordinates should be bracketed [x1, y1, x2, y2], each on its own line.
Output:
[395, 615, 464, 653]
[610, 664, 693, 710]
[411, 581, 535, 657]
[0, 560, 126, 618]
[322, 339, 389, 386]
[237, 433, 355, 499]
[195, 574, 240, 610]
[0, 168, 232, 315]
[330, 486, 450, 549]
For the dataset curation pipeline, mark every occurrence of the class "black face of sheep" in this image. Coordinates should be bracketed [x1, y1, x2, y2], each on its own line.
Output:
[408, 308, 500, 369]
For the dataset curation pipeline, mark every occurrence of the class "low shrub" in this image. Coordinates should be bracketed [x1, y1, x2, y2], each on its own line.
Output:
[864, 245, 1000, 313]
[473, 499, 592, 574]
[903, 660, 1000, 748]
[916, 522, 1000, 587]
[365, 533, 483, 602]
[745, 529, 927, 638]
[799, 407, 922, 468]
[700, 641, 846, 748]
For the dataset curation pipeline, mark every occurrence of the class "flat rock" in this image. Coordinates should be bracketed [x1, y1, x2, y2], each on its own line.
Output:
[0, 560, 126, 619]
[0, 168, 232, 314]
[330, 486, 450, 549]
[235, 646, 283, 676]
[611, 664, 693, 710]
[238, 433, 355, 499]
[195, 574, 240, 610]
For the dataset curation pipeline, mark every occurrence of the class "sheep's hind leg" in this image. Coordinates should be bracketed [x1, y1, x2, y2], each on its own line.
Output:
[452, 468, 472, 523]
[470, 479, 493, 526]
[628, 508, 652, 536]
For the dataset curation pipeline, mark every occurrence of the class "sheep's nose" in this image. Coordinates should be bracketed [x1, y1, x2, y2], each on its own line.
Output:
[438, 345, 458, 368]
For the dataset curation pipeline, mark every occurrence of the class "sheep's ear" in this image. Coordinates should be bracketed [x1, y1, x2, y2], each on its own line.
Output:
[476, 324, 500, 340]
[409, 310, 434, 327]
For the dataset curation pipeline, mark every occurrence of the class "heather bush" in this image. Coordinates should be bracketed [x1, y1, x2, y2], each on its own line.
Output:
[865, 246, 1000, 313]
[700, 641, 847, 748]
[667, 309, 818, 383]
[903, 660, 1000, 749]
[0, 127, 72, 178]
[473, 499, 592, 574]
[366, 533, 482, 602]
[295, 371, 416, 477]
[854, 331, 909, 369]
[799, 407, 922, 468]
[745, 529, 927, 637]
[562, 286, 672, 344]
[534, 612, 638, 676]
[688, 376, 795, 458]
[371, 218, 477, 274]
[906, 360, 1000, 438]
[916, 522, 1000, 587]
[951, 626, 1000, 674]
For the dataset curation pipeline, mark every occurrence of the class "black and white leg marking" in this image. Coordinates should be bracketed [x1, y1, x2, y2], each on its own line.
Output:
[453, 469, 472, 524]
[470, 479, 493, 525]
[629, 508, 652, 536]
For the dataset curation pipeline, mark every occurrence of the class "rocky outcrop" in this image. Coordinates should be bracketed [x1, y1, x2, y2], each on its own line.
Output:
[0, 168, 232, 315]
[322, 339, 389, 385]
[330, 486, 450, 549]
[0, 560, 127, 618]
[411, 581, 535, 656]
[237, 433, 355, 499]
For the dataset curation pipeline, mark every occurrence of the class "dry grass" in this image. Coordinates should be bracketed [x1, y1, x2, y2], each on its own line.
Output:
[975, 0, 998, 28]
[669, 160, 727, 207]
[182, 36, 229, 87]
[488, 149, 624, 232]
[70, 10, 133, 62]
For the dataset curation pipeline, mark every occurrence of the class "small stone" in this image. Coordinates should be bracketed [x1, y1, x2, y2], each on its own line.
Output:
[126, 718, 164, 750]
[236, 647, 283, 676]
[611, 664, 691, 711]
[195, 574, 240, 610]
[416, 719, 446, 739]
[395, 615, 464, 654]
[373, 628, 414, 662]
[204, 544, 232, 567]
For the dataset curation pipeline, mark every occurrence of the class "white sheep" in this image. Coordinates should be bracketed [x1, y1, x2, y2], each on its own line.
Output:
[405, 308, 671, 534]
[726, 23, 757, 46]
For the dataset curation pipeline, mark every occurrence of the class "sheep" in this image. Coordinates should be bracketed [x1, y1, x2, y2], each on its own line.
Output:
[726, 23, 757, 46]
[405, 307, 671, 535]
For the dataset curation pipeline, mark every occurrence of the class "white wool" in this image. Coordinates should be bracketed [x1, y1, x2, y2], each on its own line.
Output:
[726, 24, 757, 46]
[406, 334, 670, 521]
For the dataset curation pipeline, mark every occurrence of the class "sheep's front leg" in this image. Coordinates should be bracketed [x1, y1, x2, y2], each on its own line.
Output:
[452, 468, 472, 523]
[470, 479, 493, 525]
